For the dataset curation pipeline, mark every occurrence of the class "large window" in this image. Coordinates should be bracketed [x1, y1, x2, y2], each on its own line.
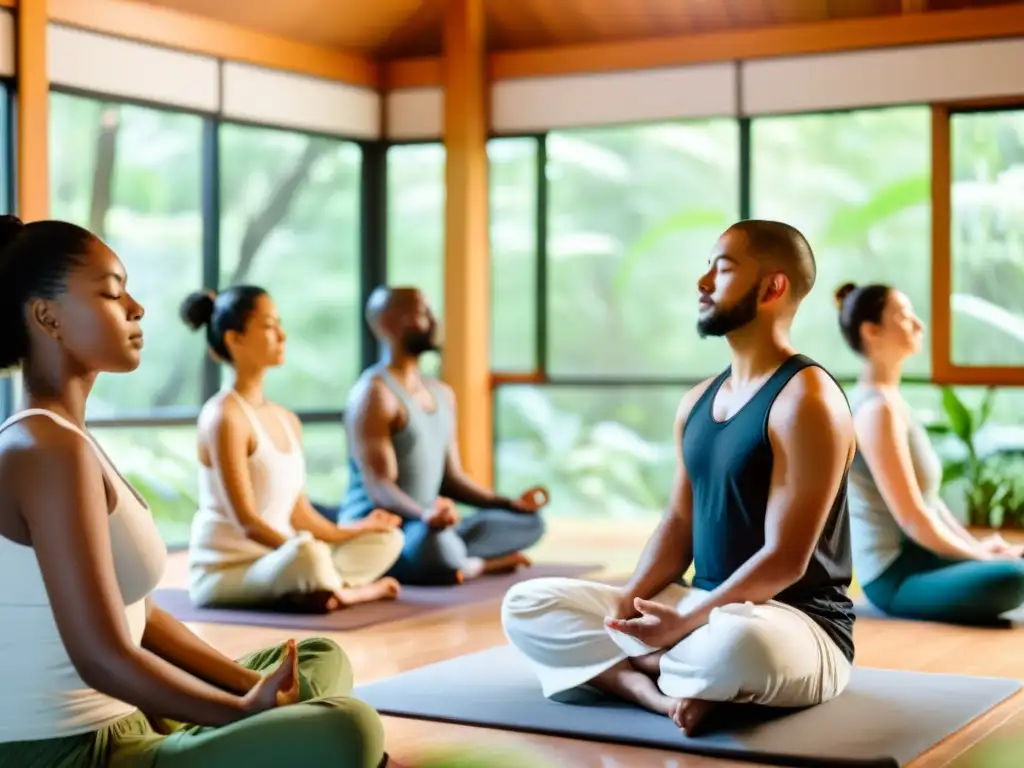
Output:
[219, 124, 363, 409]
[949, 108, 1024, 367]
[546, 120, 740, 378]
[43, 93, 366, 546]
[49, 92, 206, 417]
[490, 137, 538, 372]
[751, 107, 933, 378]
[494, 384, 681, 518]
[493, 121, 741, 518]
[385, 143, 445, 375]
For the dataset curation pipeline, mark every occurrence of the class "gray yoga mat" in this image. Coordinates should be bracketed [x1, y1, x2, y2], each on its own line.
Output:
[354, 644, 1022, 767]
[151, 563, 599, 630]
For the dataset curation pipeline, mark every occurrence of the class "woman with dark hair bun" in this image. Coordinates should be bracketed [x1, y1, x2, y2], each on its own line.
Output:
[836, 281, 1024, 625]
[181, 286, 404, 613]
[0, 216, 393, 767]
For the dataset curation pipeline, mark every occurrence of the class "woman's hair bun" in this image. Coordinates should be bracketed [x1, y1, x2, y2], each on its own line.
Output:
[0, 214, 25, 254]
[180, 290, 216, 330]
[833, 282, 857, 311]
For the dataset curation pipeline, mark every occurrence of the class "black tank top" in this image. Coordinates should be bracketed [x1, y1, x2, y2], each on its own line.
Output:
[681, 354, 855, 662]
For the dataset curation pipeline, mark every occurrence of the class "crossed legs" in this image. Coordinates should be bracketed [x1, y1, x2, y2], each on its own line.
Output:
[189, 531, 404, 611]
[501, 577, 850, 733]
[388, 509, 545, 586]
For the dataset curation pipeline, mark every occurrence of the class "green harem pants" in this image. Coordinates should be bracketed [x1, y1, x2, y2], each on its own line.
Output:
[0, 637, 386, 768]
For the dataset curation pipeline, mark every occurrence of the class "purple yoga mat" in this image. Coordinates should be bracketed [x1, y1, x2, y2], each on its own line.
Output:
[152, 562, 602, 631]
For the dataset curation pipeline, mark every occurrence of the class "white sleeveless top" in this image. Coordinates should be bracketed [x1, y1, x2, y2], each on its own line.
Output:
[0, 409, 167, 743]
[188, 390, 307, 568]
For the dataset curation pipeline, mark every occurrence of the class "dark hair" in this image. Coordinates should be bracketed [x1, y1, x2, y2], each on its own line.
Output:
[835, 282, 892, 354]
[180, 285, 267, 362]
[729, 220, 816, 300]
[0, 215, 97, 371]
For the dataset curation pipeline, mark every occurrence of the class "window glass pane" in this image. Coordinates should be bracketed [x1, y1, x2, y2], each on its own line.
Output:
[219, 124, 362, 410]
[494, 384, 682, 519]
[546, 120, 740, 379]
[386, 143, 445, 377]
[950, 109, 1024, 367]
[752, 107, 932, 378]
[490, 137, 537, 372]
[49, 92, 205, 416]
[89, 424, 199, 547]
[302, 420, 349, 510]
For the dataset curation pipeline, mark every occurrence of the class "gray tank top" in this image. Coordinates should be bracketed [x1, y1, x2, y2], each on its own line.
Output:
[339, 365, 454, 520]
[847, 386, 944, 585]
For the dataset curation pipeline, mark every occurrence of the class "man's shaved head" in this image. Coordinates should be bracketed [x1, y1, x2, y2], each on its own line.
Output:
[365, 285, 419, 336]
[365, 285, 441, 357]
[728, 219, 816, 301]
[696, 220, 816, 338]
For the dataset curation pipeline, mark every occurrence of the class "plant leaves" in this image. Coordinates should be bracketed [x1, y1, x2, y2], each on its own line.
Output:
[940, 386, 974, 447]
[822, 174, 930, 245]
[976, 386, 997, 431]
[941, 459, 969, 486]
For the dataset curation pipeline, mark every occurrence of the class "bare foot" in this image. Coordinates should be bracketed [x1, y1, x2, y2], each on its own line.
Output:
[668, 698, 718, 736]
[336, 577, 402, 607]
[481, 552, 533, 575]
[592, 660, 718, 737]
[591, 659, 676, 716]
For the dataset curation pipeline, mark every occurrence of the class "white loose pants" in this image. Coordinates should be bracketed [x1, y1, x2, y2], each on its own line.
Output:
[188, 529, 404, 607]
[501, 577, 851, 707]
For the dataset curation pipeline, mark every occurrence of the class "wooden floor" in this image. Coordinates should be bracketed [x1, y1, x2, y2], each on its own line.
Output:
[162, 518, 1024, 767]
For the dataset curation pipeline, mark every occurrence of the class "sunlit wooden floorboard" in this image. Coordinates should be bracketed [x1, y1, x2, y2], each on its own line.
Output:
[161, 518, 1024, 767]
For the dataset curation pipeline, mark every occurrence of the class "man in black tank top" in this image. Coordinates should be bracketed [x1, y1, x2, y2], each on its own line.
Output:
[502, 221, 857, 735]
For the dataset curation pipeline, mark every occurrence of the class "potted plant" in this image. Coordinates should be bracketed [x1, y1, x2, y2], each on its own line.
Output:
[928, 386, 1024, 530]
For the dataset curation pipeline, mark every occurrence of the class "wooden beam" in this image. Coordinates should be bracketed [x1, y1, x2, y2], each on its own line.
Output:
[901, 0, 928, 12]
[383, 4, 1024, 87]
[441, 0, 492, 487]
[381, 56, 444, 90]
[49, 0, 379, 87]
[17, 0, 49, 221]
[930, 105, 954, 385]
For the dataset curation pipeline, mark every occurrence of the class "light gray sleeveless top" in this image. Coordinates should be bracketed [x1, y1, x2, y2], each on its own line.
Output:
[341, 365, 454, 519]
[847, 386, 944, 584]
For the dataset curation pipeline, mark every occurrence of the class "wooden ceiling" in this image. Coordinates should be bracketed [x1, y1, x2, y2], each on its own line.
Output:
[131, 0, 1024, 59]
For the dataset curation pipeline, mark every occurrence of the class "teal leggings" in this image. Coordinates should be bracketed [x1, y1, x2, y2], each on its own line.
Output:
[863, 539, 1024, 625]
[0, 637, 386, 768]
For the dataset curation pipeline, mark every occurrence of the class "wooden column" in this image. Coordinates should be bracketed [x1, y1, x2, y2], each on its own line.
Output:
[441, 0, 492, 486]
[16, 0, 50, 221]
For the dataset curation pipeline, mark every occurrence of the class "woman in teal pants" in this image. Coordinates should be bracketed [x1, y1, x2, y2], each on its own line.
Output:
[0, 216, 391, 768]
[835, 282, 1024, 624]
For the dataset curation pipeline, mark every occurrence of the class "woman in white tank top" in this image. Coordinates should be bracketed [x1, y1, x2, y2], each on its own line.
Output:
[0, 215, 396, 767]
[180, 286, 404, 612]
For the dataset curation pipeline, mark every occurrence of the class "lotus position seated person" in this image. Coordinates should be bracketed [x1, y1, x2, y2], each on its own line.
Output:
[340, 286, 548, 586]
[182, 287, 405, 612]
[502, 221, 857, 735]
[836, 282, 1024, 624]
[0, 216, 394, 768]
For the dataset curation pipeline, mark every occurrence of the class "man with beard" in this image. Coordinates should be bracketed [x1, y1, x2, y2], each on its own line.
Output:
[338, 286, 548, 586]
[501, 221, 856, 735]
